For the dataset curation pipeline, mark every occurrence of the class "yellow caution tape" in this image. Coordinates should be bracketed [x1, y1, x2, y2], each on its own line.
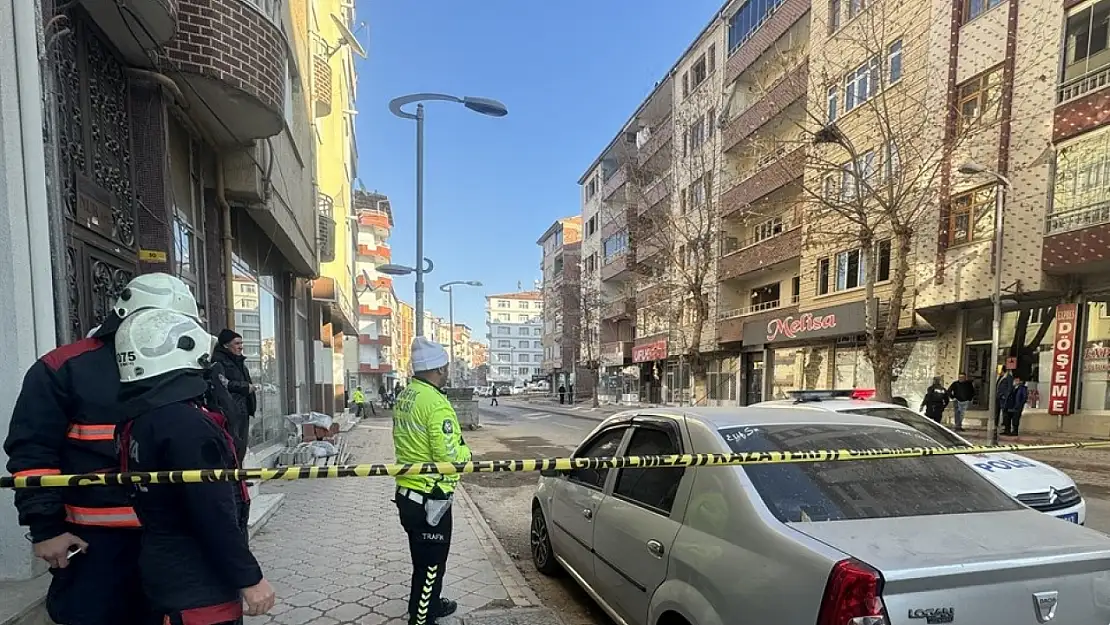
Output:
[2, 440, 1108, 489]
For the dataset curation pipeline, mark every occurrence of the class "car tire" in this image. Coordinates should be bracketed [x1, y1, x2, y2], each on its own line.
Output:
[531, 503, 561, 576]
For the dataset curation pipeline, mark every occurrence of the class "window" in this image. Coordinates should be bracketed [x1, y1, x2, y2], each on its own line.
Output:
[519, 367, 530, 375]
[828, 0, 841, 32]
[1053, 129, 1110, 226]
[1064, 0, 1110, 100]
[888, 39, 903, 83]
[848, 0, 865, 19]
[844, 56, 880, 112]
[498, 340, 511, 348]
[612, 427, 686, 514]
[585, 253, 597, 272]
[602, 231, 629, 260]
[519, 327, 530, 336]
[496, 352, 511, 363]
[532, 367, 541, 374]
[686, 114, 707, 153]
[585, 177, 599, 201]
[586, 215, 597, 237]
[518, 314, 530, 322]
[826, 85, 838, 122]
[964, 0, 1005, 23]
[754, 216, 784, 242]
[498, 366, 511, 376]
[841, 407, 969, 448]
[519, 340, 530, 348]
[534, 341, 541, 348]
[728, 0, 787, 53]
[520, 301, 530, 309]
[721, 424, 1021, 522]
[707, 357, 738, 401]
[957, 65, 1003, 129]
[817, 240, 892, 294]
[691, 54, 708, 89]
[707, 44, 717, 75]
[948, 185, 996, 246]
[883, 141, 901, 182]
[569, 427, 628, 489]
[497, 300, 509, 308]
[839, 151, 875, 201]
[534, 354, 543, 362]
[498, 327, 510, 335]
[534, 328, 542, 336]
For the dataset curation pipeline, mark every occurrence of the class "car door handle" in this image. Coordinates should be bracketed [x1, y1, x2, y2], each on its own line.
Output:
[647, 540, 664, 557]
[582, 508, 593, 520]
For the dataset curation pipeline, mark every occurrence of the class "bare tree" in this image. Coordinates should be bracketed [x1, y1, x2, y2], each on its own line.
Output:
[627, 86, 727, 400]
[577, 279, 603, 407]
[741, 0, 1055, 400]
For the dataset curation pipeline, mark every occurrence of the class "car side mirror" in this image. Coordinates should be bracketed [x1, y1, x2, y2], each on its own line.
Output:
[540, 469, 563, 478]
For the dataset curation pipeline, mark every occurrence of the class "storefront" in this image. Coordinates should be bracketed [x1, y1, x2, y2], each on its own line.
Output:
[633, 338, 668, 404]
[743, 300, 938, 406]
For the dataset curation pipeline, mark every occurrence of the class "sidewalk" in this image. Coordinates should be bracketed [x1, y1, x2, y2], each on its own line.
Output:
[247, 420, 561, 625]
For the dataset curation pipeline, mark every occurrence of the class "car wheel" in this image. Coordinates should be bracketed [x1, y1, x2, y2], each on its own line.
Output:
[531, 503, 560, 576]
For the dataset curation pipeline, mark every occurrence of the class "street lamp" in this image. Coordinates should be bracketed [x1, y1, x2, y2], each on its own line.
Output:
[958, 161, 1013, 445]
[388, 93, 508, 337]
[439, 280, 483, 386]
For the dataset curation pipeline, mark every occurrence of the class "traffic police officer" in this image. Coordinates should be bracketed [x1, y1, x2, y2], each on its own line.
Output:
[393, 337, 471, 625]
[3, 273, 200, 625]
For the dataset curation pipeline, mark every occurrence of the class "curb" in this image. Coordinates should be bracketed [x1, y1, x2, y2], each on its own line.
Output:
[455, 485, 541, 609]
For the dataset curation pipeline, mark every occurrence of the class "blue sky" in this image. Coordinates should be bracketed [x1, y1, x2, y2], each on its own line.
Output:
[354, 0, 722, 339]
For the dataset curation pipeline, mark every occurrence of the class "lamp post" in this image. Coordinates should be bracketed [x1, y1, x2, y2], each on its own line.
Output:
[388, 93, 508, 337]
[958, 161, 1012, 446]
[439, 280, 483, 386]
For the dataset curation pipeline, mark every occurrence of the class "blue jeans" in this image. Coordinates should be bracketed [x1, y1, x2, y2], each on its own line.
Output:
[953, 400, 969, 429]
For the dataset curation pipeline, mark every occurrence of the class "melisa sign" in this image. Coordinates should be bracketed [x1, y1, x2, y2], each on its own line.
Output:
[742, 300, 873, 345]
[1048, 303, 1078, 416]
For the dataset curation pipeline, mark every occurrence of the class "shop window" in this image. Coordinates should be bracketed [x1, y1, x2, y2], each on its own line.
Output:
[1081, 300, 1110, 411]
[708, 357, 738, 401]
[948, 186, 996, 246]
[770, 346, 831, 397]
[957, 66, 1003, 130]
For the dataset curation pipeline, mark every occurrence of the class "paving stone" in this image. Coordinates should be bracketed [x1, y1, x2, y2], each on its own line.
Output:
[274, 606, 322, 625]
[329, 586, 370, 603]
[325, 602, 370, 621]
[286, 590, 329, 607]
[376, 598, 409, 618]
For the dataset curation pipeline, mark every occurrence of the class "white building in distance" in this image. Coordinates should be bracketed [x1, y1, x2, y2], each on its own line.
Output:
[485, 291, 544, 386]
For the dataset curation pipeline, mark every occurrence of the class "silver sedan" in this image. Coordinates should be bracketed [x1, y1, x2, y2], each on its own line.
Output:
[529, 407, 1110, 625]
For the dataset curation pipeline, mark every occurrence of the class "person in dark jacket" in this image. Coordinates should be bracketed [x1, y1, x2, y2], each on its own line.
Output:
[1003, 375, 1030, 436]
[946, 373, 976, 431]
[3, 272, 200, 625]
[995, 370, 1015, 432]
[114, 308, 274, 623]
[920, 377, 950, 423]
[211, 329, 256, 461]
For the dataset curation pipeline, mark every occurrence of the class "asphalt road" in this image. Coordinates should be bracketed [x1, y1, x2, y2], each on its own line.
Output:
[460, 401, 1110, 624]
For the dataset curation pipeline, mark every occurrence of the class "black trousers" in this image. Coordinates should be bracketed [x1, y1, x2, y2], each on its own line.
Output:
[490, 397, 498, 406]
[1003, 409, 1023, 434]
[395, 491, 453, 625]
[46, 527, 147, 625]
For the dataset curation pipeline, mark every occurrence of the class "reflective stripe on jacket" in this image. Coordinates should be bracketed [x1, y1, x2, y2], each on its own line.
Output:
[392, 378, 471, 494]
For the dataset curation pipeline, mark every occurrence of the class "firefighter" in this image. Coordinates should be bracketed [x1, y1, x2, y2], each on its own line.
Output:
[114, 308, 274, 623]
[3, 272, 199, 625]
[393, 337, 472, 625]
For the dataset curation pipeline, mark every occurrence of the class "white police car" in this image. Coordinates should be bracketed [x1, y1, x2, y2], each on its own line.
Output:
[755, 389, 1087, 525]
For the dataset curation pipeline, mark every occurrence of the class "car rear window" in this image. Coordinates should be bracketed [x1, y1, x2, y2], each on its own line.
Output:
[721, 424, 1022, 523]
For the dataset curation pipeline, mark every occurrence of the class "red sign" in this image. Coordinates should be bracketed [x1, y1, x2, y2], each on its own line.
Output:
[632, 339, 667, 363]
[1048, 303, 1079, 416]
[1005, 357, 1017, 370]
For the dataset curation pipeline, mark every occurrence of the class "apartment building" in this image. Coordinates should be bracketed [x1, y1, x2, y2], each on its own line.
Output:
[309, 0, 362, 414]
[394, 298, 415, 383]
[538, 217, 587, 392]
[0, 0, 326, 591]
[471, 340, 489, 369]
[353, 190, 397, 393]
[486, 291, 545, 386]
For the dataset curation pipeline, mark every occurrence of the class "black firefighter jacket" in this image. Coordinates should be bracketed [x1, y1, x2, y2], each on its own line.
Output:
[3, 336, 139, 541]
[118, 375, 260, 617]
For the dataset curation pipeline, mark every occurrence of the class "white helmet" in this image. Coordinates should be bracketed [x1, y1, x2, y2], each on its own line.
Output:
[113, 273, 200, 320]
[115, 308, 217, 383]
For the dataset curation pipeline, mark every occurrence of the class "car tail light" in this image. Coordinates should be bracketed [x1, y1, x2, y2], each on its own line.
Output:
[850, 388, 876, 400]
[816, 559, 888, 625]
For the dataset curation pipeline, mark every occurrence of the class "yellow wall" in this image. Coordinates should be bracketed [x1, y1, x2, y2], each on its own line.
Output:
[397, 299, 414, 379]
[312, 0, 356, 320]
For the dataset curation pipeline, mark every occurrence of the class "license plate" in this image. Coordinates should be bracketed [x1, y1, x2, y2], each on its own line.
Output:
[1058, 512, 1079, 524]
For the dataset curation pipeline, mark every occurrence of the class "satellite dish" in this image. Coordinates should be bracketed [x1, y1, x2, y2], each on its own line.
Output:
[331, 13, 367, 59]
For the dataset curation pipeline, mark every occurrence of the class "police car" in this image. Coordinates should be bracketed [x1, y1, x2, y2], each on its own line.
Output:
[754, 389, 1087, 525]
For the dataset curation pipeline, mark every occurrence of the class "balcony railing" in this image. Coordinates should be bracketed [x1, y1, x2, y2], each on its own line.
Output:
[718, 294, 800, 320]
[1045, 202, 1110, 235]
[359, 210, 392, 229]
[1058, 65, 1110, 105]
[721, 219, 799, 256]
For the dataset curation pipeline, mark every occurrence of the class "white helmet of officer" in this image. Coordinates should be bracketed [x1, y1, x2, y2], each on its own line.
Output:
[113, 272, 200, 321]
[115, 308, 217, 383]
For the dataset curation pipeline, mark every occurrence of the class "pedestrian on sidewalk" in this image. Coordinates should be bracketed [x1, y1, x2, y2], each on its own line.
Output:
[558, 384, 566, 405]
[995, 369, 1015, 433]
[211, 329, 257, 461]
[947, 373, 976, 431]
[490, 385, 499, 407]
[920, 377, 950, 423]
[352, 386, 367, 419]
[3, 272, 200, 625]
[114, 309, 274, 623]
[1003, 375, 1030, 436]
[379, 383, 389, 410]
[392, 338, 472, 625]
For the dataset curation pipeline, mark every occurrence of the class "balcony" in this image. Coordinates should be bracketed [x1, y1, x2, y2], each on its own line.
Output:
[357, 244, 391, 263]
[602, 166, 628, 200]
[638, 170, 673, 216]
[636, 238, 664, 264]
[601, 297, 635, 321]
[636, 115, 673, 167]
[311, 33, 333, 118]
[722, 62, 808, 153]
[600, 251, 632, 282]
[600, 341, 633, 366]
[359, 363, 394, 374]
[359, 305, 393, 317]
[719, 225, 802, 281]
[311, 276, 355, 332]
[161, 0, 287, 144]
[82, 0, 178, 64]
[356, 274, 393, 291]
[1055, 78, 1110, 142]
[721, 146, 805, 218]
[725, 0, 810, 86]
[717, 301, 799, 344]
[1043, 203, 1110, 273]
[359, 334, 390, 345]
[358, 210, 392, 231]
